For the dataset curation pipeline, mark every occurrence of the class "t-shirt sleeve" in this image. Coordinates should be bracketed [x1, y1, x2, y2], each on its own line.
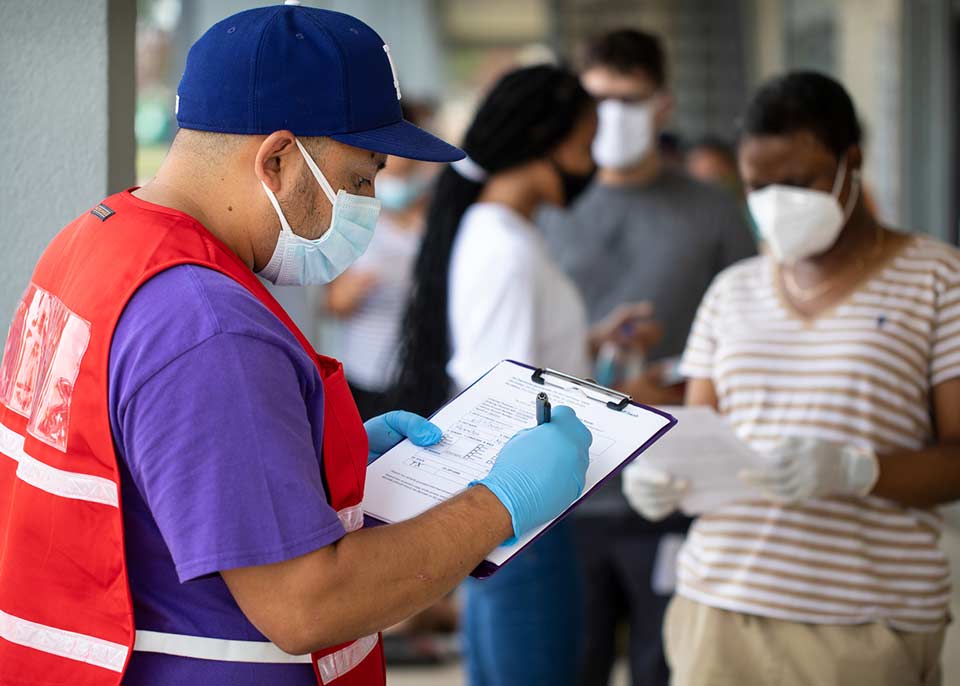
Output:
[115, 331, 346, 583]
[931, 265, 960, 387]
[680, 275, 722, 380]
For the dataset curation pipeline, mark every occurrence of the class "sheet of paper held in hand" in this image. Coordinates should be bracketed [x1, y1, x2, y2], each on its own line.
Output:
[362, 360, 675, 574]
[630, 405, 764, 515]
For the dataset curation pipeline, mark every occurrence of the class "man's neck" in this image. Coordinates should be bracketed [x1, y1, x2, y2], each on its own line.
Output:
[133, 160, 257, 268]
[597, 151, 662, 188]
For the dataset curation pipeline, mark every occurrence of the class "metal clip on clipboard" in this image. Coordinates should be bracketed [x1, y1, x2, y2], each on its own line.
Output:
[530, 367, 632, 412]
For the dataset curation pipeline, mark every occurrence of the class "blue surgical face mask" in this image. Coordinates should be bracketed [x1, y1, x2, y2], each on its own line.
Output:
[258, 138, 381, 286]
[375, 174, 430, 212]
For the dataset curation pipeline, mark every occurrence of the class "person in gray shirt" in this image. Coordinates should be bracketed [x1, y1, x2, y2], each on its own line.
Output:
[542, 172, 753, 362]
[538, 29, 755, 686]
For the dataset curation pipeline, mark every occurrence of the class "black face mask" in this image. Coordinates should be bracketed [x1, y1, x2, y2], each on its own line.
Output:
[550, 159, 596, 207]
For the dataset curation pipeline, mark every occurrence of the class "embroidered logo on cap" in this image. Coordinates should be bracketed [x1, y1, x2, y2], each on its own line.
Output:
[90, 204, 115, 222]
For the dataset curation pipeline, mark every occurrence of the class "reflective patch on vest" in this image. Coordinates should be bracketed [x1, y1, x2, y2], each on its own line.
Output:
[0, 422, 119, 507]
[315, 633, 379, 683]
[0, 284, 91, 451]
[0, 606, 128, 672]
[133, 630, 312, 663]
[89, 203, 115, 221]
[336, 504, 364, 533]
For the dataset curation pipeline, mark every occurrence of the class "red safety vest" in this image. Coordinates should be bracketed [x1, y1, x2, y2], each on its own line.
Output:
[0, 190, 385, 685]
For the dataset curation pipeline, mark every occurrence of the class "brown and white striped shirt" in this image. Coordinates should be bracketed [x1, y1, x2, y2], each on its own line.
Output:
[678, 234, 960, 632]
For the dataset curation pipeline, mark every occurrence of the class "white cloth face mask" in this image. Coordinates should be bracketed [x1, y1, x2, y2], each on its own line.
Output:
[258, 139, 382, 286]
[591, 99, 655, 169]
[747, 157, 860, 264]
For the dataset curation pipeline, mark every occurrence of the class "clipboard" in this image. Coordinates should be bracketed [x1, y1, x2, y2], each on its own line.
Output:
[361, 360, 677, 578]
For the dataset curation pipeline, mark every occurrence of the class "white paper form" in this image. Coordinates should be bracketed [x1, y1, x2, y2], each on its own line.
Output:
[630, 406, 765, 515]
[362, 360, 673, 568]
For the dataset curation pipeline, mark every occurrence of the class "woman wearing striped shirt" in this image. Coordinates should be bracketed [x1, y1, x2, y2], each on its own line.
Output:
[624, 72, 960, 685]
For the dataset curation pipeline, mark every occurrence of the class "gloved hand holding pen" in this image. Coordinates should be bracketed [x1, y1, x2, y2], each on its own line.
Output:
[476, 405, 593, 544]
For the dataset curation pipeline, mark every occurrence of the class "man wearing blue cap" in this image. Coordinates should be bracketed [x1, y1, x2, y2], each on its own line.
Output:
[0, 4, 592, 685]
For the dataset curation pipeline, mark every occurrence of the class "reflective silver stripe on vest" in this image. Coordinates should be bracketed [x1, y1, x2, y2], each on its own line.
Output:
[337, 504, 364, 533]
[134, 629, 380, 678]
[0, 607, 128, 672]
[315, 633, 379, 683]
[0, 422, 119, 507]
[134, 630, 312, 664]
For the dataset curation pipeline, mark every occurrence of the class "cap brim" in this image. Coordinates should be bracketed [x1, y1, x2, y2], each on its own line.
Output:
[330, 119, 464, 163]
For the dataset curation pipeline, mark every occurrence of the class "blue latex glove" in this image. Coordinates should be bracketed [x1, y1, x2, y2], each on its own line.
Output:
[364, 410, 443, 465]
[475, 405, 592, 544]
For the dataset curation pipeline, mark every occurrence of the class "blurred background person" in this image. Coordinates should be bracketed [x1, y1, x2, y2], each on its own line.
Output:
[685, 136, 743, 199]
[685, 136, 759, 241]
[394, 64, 598, 686]
[325, 102, 439, 421]
[627, 71, 960, 686]
[538, 28, 756, 686]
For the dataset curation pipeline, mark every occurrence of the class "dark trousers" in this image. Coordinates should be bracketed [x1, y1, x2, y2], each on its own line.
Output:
[463, 521, 582, 686]
[573, 513, 691, 686]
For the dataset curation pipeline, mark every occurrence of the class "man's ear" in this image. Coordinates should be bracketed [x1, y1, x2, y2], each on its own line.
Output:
[255, 131, 297, 193]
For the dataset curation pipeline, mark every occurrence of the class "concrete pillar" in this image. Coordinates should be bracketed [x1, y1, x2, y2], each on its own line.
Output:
[0, 0, 136, 326]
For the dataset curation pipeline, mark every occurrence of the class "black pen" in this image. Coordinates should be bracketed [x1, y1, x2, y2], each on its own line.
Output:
[536, 392, 551, 425]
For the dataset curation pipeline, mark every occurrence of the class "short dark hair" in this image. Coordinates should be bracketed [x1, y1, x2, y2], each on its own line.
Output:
[741, 71, 862, 157]
[581, 29, 666, 87]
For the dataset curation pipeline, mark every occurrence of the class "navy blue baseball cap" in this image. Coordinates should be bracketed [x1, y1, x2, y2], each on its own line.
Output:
[176, 1, 463, 162]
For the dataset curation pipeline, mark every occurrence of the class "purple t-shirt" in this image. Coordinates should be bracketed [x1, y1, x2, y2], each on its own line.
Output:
[108, 265, 346, 685]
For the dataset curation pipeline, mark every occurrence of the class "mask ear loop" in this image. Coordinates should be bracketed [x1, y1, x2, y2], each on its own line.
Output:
[261, 180, 294, 236]
[261, 137, 330, 238]
[842, 169, 862, 223]
[295, 138, 338, 205]
[260, 138, 339, 242]
[830, 155, 861, 225]
[830, 156, 848, 196]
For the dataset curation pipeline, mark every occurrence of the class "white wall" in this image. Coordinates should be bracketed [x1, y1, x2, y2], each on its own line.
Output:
[0, 0, 135, 326]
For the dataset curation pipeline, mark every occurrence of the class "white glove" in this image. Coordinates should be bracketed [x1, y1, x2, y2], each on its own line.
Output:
[622, 463, 688, 521]
[739, 436, 879, 503]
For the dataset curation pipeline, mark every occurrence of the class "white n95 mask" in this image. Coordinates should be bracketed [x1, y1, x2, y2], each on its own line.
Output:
[258, 139, 381, 286]
[591, 99, 655, 169]
[747, 157, 860, 263]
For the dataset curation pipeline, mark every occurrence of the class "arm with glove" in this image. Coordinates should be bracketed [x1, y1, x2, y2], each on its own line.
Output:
[222, 405, 593, 654]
